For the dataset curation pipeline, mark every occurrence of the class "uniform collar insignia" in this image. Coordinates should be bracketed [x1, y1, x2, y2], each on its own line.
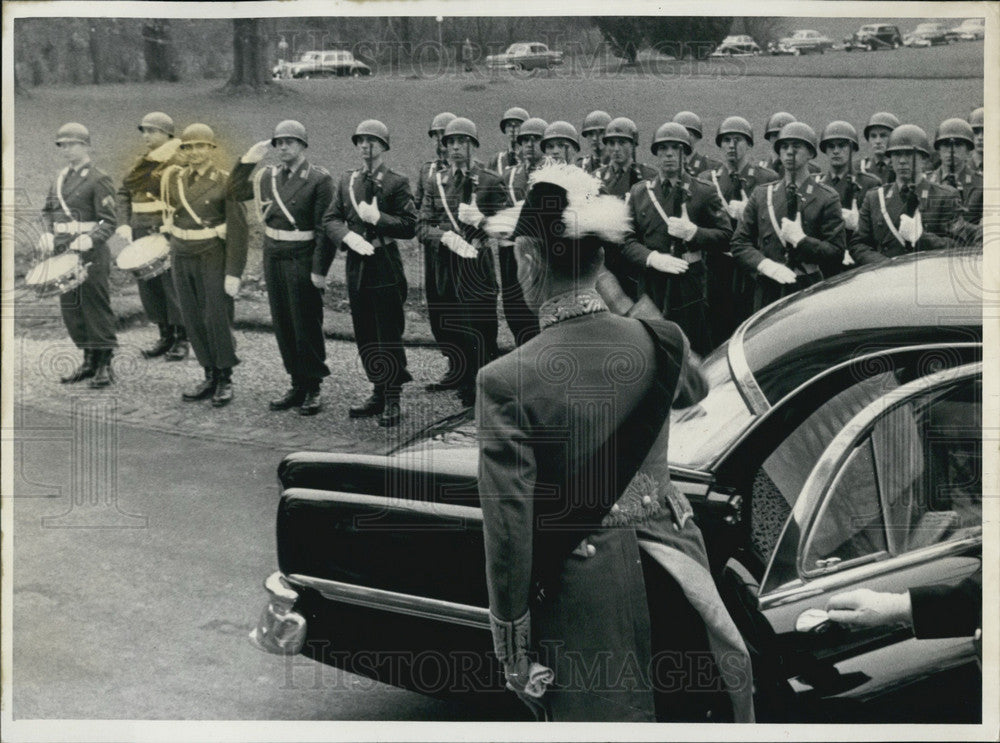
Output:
[538, 288, 608, 330]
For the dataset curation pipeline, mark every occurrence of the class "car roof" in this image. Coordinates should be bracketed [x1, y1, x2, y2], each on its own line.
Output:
[739, 249, 983, 405]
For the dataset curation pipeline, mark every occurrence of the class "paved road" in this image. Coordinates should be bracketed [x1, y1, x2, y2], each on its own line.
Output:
[9, 405, 483, 721]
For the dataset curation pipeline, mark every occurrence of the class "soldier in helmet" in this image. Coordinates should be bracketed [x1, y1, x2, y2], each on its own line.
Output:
[816, 121, 881, 269]
[493, 107, 529, 173]
[621, 122, 733, 354]
[732, 122, 846, 313]
[850, 124, 975, 265]
[115, 112, 188, 361]
[541, 121, 581, 165]
[38, 123, 118, 388]
[230, 120, 335, 415]
[859, 112, 899, 184]
[417, 116, 509, 406]
[576, 110, 612, 173]
[759, 112, 820, 175]
[323, 120, 417, 427]
[673, 111, 722, 176]
[968, 107, 984, 174]
[162, 123, 248, 407]
[928, 118, 983, 225]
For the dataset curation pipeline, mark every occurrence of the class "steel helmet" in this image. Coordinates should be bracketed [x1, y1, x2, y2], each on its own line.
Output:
[864, 112, 900, 140]
[442, 117, 479, 148]
[138, 111, 175, 136]
[271, 119, 308, 147]
[968, 107, 984, 132]
[55, 122, 91, 146]
[764, 112, 796, 139]
[773, 122, 818, 157]
[715, 116, 753, 147]
[934, 118, 975, 150]
[541, 121, 581, 152]
[516, 117, 548, 141]
[672, 111, 703, 140]
[651, 122, 692, 155]
[180, 123, 216, 148]
[581, 110, 612, 135]
[886, 124, 931, 157]
[602, 117, 639, 146]
[500, 107, 530, 133]
[819, 120, 860, 153]
[352, 119, 390, 150]
[428, 112, 457, 137]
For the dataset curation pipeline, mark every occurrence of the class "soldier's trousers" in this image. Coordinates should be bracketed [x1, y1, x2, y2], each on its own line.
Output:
[497, 241, 539, 346]
[449, 246, 498, 389]
[424, 241, 462, 365]
[641, 260, 712, 357]
[264, 243, 330, 389]
[133, 225, 184, 327]
[60, 243, 117, 350]
[348, 277, 410, 390]
[171, 241, 238, 370]
[706, 251, 738, 349]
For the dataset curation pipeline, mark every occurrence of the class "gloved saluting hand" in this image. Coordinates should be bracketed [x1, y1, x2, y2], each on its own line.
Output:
[757, 258, 798, 284]
[343, 231, 375, 256]
[441, 230, 478, 259]
[241, 139, 273, 165]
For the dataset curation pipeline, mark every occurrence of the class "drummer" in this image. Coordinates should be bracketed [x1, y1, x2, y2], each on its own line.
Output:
[115, 112, 189, 361]
[37, 122, 118, 388]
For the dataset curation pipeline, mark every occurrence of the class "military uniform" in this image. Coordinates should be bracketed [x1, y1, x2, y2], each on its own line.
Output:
[816, 170, 881, 270]
[621, 173, 733, 355]
[231, 157, 335, 393]
[42, 160, 118, 353]
[323, 163, 416, 392]
[493, 149, 519, 173]
[928, 164, 983, 224]
[686, 151, 722, 177]
[575, 153, 607, 174]
[731, 175, 846, 312]
[857, 155, 895, 184]
[593, 161, 658, 300]
[758, 156, 820, 176]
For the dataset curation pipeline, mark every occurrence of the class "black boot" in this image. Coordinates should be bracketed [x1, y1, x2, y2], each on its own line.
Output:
[298, 385, 322, 416]
[61, 350, 97, 384]
[211, 368, 233, 407]
[456, 384, 476, 408]
[164, 326, 190, 362]
[89, 350, 114, 388]
[269, 384, 306, 411]
[182, 367, 216, 401]
[377, 390, 401, 427]
[143, 324, 173, 359]
[349, 388, 385, 418]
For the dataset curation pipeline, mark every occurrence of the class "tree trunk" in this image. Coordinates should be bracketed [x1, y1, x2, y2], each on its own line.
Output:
[225, 18, 277, 93]
[88, 21, 102, 84]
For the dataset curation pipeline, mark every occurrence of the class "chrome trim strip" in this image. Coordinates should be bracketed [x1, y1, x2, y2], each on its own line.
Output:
[287, 574, 490, 630]
[727, 315, 771, 415]
[283, 487, 484, 524]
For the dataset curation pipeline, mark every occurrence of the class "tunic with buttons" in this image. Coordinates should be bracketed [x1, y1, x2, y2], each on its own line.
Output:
[816, 169, 882, 256]
[593, 161, 658, 300]
[928, 164, 983, 225]
[856, 155, 895, 184]
[686, 151, 722, 177]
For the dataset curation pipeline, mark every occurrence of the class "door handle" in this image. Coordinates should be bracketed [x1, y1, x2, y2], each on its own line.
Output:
[795, 608, 831, 634]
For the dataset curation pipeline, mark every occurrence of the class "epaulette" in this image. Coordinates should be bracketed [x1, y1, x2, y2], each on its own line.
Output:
[812, 178, 838, 197]
[310, 164, 330, 176]
[930, 179, 960, 196]
[691, 173, 714, 188]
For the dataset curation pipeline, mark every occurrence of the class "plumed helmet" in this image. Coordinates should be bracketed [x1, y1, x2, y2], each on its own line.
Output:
[715, 116, 753, 147]
[819, 120, 860, 153]
[672, 111, 703, 140]
[864, 112, 900, 140]
[441, 117, 479, 147]
[500, 107, 530, 133]
[602, 117, 639, 146]
[541, 121, 581, 152]
[773, 122, 818, 157]
[968, 107, 984, 132]
[516, 117, 548, 141]
[764, 112, 796, 139]
[581, 110, 613, 135]
[934, 118, 975, 150]
[180, 123, 217, 148]
[428, 112, 457, 137]
[139, 112, 175, 136]
[651, 122, 692, 155]
[352, 119, 390, 150]
[56, 122, 91, 146]
[886, 124, 931, 157]
[271, 119, 308, 147]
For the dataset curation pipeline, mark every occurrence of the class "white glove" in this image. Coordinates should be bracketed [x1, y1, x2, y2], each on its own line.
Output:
[241, 139, 272, 164]
[147, 137, 181, 163]
[68, 234, 93, 252]
[357, 196, 381, 225]
[37, 232, 56, 255]
[898, 213, 922, 244]
[224, 275, 241, 297]
[343, 231, 375, 256]
[842, 204, 859, 232]
[310, 273, 326, 289]
[441, 230, 478, 259]
[458, 194, 485, 228]
[842, 251, 855, 266]
[115, 224, 134, 243]
[757, 258, 798, 284]
[826, 588, 912, 629]
[727, 199, 746, 221]
[666, 204, 698, 242]
[646, 251, 689, 274]
[780, 216, 806, 247]
[503, 655, 553, 721]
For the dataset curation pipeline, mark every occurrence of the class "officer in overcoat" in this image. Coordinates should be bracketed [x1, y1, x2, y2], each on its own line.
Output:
[673, 111, 722, 176]
[38, 122, 118, 388]
[731, 122, 846, 313]
[323, 120, 417, 427]
[230, 120, 335, 415]
[928, 118, 983, 225]
[115, 111, 188, 360]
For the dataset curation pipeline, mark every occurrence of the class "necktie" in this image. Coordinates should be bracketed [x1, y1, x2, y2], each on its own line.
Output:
[729, 174, 743, 202]
[281, 166, 292, 186]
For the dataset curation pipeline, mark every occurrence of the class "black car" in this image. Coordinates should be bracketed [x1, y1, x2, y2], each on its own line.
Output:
[845, 23, 903, 51]
[252, 250, 983, 722]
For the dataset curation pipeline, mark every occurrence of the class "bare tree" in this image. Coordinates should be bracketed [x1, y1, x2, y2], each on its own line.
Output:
[732, 17, 788, 49]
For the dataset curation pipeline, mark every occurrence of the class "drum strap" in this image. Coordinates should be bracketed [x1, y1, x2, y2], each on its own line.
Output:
[270, 167, 298, 228]
[55, 168, 75, 220]
[766, 184, 789, 245]
[251, 167, 274, 223]
[878, 186, 909, 246]
[435, 171, 463, 233]
[176, 169, 206, 226]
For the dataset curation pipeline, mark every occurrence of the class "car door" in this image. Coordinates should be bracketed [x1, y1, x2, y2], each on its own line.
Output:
[751, 362, 982, 722]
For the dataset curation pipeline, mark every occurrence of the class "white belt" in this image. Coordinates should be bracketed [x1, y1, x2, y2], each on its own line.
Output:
[53, 221, 97, 234]
[131, 200, 167, 213]
[170, 224, 227, 241]
[264, 225, 314, 241]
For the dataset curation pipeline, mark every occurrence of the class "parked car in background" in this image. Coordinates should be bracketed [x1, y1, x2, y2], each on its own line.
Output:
[952, 18, 985, 41]
[902, 32, 933, 48]
[771, 29, 835, 55]
[485, 42, 563, 71]
[273, 50, 372, 79]
[251, 249, 984, 723]
[712, 34, 762, 56]
[844, 23, 903, 50]
[908, 22, 957, 46]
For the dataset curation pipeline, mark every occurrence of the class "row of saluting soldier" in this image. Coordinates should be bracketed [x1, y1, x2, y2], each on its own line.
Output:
[30, 105, 984, 426]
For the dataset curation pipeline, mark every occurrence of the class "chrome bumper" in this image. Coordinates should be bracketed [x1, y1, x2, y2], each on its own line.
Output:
[248, 571, 308, 655]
